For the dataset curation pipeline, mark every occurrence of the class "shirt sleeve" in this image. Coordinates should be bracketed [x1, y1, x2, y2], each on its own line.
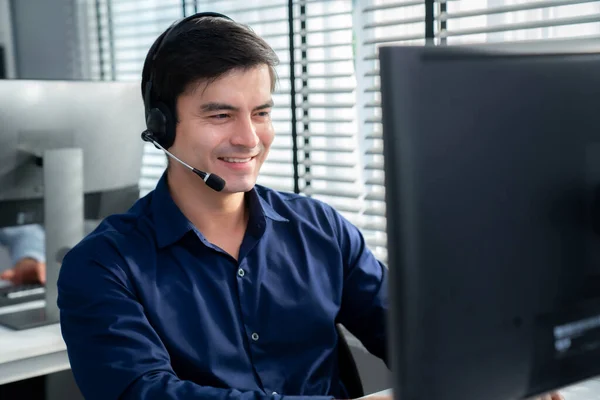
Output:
[57, 240, 335, 400]
[326, 205, 389, 367]
[0, 224, 46, 266]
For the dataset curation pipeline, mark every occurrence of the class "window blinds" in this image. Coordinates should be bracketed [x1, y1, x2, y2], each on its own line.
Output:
[437, 0, 600, 44]
[355, 0, 428, 264]
[289, 0, 364, 224]
[356, 0, 600, 264]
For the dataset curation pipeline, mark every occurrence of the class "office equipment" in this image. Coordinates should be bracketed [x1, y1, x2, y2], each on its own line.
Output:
[0, 283, 45, 308]
[380, 40, 600, 400]
[0, 80, 146, 329]
[336, 324, 364, 398]
[0, 303, 68, 386]
[0, 45, 5, 79]
[357, 389, 392, 399]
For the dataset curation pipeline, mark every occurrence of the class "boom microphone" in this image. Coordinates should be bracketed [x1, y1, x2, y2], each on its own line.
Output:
[141, 131, 226, 192]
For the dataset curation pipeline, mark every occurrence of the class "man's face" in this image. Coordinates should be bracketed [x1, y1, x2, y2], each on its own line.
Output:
[171, 65, 274, 193]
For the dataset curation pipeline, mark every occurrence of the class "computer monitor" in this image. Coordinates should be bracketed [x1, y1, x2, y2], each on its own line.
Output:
[380, 40, 600, 400]
[0, 79, 146, 330]
[0, 79, 145, 226]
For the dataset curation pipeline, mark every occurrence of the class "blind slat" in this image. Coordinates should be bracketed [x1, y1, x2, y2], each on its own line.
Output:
[300, 102, 355, 109]
[363, 15, 424, 29]
[363, 1, 423, 13]
[302, 159, 356, 168]
[365, 177, 385, 186]
[301, 145, 355, 154]
[303, 187, 362, 199]
[437, 0, 599, 20]
[297, 132, 355, 138]
[439, 14, 600, 38]
[302, 10, 352, 19]
[303, 173, 356, 183]
[299, 88, 355, 94]
[363, 32, 424, 45]
[301, 27, 352, 36]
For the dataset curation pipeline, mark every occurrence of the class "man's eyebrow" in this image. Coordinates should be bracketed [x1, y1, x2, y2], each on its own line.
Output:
[199, 100, 274, 113]
[200, 102, 239, 112]
[253, 100, 274, 111]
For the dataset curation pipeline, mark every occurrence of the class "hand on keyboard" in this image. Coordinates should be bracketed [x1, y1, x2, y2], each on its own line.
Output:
[0, 257, 46, 285]
[533, 393, 563, 400]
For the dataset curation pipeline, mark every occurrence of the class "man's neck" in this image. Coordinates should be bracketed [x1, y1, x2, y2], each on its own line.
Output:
[166, 166, 247, 235]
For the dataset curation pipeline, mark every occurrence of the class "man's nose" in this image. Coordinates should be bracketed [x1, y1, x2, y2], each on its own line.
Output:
[231, 116, 260, 149]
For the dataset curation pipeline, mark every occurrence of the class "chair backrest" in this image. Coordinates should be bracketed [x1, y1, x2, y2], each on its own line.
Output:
[336, 324, 364, 399]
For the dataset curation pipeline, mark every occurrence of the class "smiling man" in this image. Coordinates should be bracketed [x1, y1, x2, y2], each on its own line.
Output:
[57, 12, 388, 400]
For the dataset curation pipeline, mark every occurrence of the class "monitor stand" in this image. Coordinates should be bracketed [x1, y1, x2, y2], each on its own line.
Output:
[0, 148, 84, 330]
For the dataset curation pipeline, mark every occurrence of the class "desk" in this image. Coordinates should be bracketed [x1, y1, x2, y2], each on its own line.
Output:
[359, 389, 392, 398]
[0, 301, 69, 386]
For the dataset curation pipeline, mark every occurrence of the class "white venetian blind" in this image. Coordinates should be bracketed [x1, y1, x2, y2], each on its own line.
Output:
[355, 0, 428, 264]
[437, 0, 600, 45]
[355, 0, 600, 264]
[289, 0, 365, 234]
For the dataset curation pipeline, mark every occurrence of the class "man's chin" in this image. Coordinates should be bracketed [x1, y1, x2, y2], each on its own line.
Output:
[218, 178, 257, 194]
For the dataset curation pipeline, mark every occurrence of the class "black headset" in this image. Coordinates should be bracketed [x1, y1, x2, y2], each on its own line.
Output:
[141, 12, 234, 149]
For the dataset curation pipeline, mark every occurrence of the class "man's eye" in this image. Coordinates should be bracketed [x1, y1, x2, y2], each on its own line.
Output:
[257, 111, 270, 117]
[211, 114, 229, 119]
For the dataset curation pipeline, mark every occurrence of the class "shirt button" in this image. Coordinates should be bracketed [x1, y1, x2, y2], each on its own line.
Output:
[251, 332, 259, 341]
[237, 268, 245, 277]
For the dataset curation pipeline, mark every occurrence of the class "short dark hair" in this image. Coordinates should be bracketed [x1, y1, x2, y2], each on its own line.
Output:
[141, 15, 279, 118]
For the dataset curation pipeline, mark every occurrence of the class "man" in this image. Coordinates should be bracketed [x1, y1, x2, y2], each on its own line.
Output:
[0, 224, 46, 285]
[56, 12, 561, 400]
[57, 12, 386, 400]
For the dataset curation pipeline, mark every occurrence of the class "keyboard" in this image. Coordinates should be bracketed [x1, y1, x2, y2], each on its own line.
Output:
[562, 378, 600, 400]
[0, 283, 45, 307]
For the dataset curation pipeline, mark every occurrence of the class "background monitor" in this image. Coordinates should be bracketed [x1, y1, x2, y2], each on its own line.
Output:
[380, 41, 600, 400]
[0, 79, 146, 330]
[0, 79, 146, 227]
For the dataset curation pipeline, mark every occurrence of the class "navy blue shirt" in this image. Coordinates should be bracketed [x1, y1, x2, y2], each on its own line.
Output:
[57, 174, 388, 400]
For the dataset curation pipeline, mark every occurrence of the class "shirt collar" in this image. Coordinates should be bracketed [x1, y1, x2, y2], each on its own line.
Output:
[151, 172, 195, 249]
[151, 174, 288, 248]
[253, 187, 289, 223]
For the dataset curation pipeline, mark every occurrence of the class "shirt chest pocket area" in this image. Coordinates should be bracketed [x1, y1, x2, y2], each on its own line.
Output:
[249, 260, 342, 348]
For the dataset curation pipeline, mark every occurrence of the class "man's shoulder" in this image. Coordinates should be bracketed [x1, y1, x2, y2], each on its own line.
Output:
[61, 193, 157, 271]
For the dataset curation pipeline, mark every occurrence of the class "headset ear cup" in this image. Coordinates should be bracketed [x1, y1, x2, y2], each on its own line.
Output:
[145, 103, 176, 149]
[156, 102, 176, 149]
[146, 108, 167, 140]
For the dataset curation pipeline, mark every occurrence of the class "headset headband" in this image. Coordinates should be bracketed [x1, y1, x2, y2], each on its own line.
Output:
[144, 11, 233, 112]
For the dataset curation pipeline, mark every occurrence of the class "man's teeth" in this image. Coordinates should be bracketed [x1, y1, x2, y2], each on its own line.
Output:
[222, 157, 252, 163]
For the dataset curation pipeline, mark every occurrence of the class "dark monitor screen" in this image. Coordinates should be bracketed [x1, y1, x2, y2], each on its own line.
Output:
[0, 45, 5, 79]
[380, 42, 600, 400]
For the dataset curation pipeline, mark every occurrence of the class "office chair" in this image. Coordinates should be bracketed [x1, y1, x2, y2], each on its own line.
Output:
[336, 324, 365, 398]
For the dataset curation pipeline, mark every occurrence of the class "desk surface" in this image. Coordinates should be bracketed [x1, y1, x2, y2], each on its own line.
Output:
[0, 300, 69, 385]
[359, 389, 392, 398]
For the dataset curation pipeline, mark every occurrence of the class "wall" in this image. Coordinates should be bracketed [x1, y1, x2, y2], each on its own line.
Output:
[0, 0, 16, 78]
[9, 0, 82, 80]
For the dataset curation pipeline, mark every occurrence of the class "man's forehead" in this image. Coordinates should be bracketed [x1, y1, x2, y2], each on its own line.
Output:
[187, 66, 272, 96]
